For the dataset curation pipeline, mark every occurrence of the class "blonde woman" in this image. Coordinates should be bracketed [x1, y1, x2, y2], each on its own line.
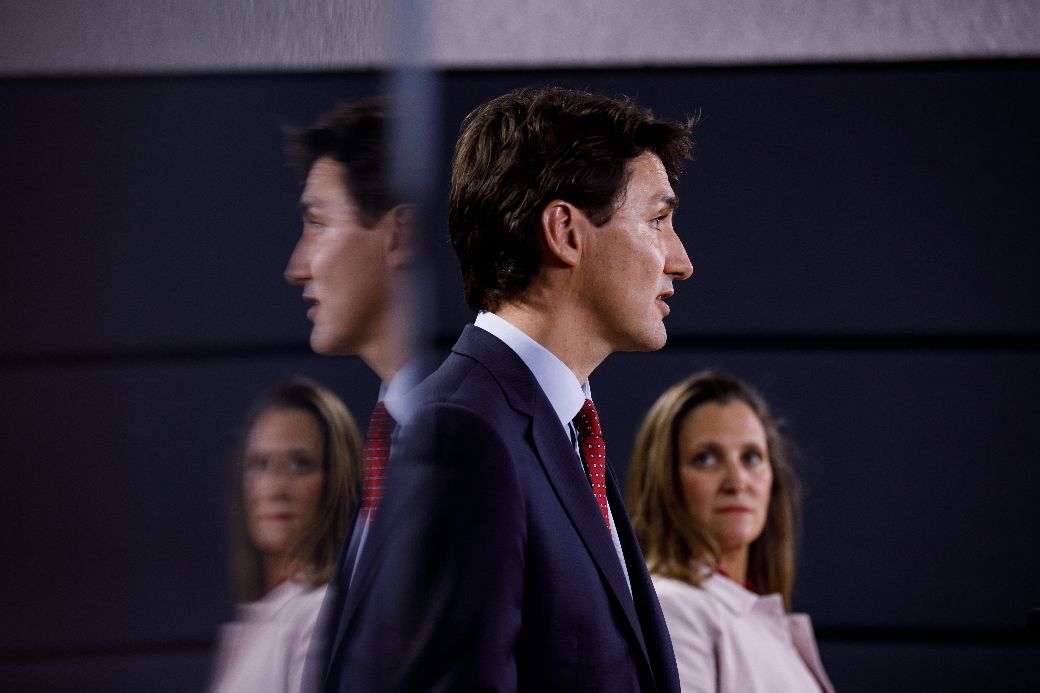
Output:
[208, 377, 362, 693]
[628, 371, 833, 692]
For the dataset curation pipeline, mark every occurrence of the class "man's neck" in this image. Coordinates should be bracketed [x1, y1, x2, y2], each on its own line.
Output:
[495, 299, 609, 385]
[358, 308, 414, 386]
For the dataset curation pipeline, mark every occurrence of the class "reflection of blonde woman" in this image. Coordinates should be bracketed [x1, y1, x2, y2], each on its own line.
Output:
[208, 377, 362, 693]
[628, 372, 833, 693]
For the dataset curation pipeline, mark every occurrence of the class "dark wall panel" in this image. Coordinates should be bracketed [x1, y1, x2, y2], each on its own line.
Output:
[2, 63, 1038, 359]
[0, 649, 212, 693]
[0, 355, 380, 652]
[817, 640, 1040, 693]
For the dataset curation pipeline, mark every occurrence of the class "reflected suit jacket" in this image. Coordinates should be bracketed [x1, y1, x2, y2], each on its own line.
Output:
[319, 324, 681, 692]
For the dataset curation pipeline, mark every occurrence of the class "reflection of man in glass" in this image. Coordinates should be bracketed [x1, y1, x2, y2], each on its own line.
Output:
[282, 98, 416, 693]
[284, 100, 413, 376]
[362, 86, 695, 691]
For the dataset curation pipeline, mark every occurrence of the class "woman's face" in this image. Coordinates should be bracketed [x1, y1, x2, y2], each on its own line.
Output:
[243, 407, 325, 563]
[677, 399, 773, 558]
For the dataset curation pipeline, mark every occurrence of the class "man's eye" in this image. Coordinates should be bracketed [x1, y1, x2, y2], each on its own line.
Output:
[649, 216, 664, 231]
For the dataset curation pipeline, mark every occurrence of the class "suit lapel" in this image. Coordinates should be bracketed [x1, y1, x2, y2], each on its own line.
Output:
[321, 503, 361, 685]
[323, 434, 409, 682]
[456, 326, 653, 674]
[605, 461, 660, 682]
[529, 413, 651, 661]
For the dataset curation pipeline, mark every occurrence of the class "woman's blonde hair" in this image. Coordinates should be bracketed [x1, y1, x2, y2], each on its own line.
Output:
[626, 371, 800, 609]
[232, 376, 362, 601]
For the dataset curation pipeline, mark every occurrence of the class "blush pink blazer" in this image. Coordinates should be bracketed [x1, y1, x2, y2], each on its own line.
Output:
[653, 574, 834, 693]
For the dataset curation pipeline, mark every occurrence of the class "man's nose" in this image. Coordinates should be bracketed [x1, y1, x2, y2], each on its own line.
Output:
[666, 231, 693, 281]
[284, 236, 310, 286]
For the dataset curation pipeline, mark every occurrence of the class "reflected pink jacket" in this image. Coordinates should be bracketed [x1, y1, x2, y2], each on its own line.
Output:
[653, 574, 834, 693]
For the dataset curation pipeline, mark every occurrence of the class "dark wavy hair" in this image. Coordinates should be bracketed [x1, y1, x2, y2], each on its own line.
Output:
[449, 86, 696, 312]
[627, 371, 801, 610]
[285, 97, 399, 228]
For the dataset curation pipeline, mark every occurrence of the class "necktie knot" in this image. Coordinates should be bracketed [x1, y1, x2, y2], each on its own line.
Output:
[360, 402, 395, 517]
[367, 401, 394, 440]
[573, 398, 602, 437]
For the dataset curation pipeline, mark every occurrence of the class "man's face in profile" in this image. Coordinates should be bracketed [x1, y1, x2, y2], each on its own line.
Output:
[574, 152, 693, 353]
[284, 157, 390, 356]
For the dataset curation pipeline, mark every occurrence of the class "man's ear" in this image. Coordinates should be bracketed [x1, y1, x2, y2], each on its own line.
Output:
[540, 200, 584, 268]
[383, 204, 417, 269]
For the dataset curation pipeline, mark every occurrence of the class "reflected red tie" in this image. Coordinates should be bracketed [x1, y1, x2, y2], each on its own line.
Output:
[573, 398, 611, 533]
[360, 401, 394, 520]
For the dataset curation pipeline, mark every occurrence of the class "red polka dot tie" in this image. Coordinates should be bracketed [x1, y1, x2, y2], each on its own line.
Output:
[573, 398, 610, 533]
[360, 402, 394, 520]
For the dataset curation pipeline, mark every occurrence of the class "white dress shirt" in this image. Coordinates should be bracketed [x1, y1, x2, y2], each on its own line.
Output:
[474, 311, 631, 593]
[380, 358, 421, 428]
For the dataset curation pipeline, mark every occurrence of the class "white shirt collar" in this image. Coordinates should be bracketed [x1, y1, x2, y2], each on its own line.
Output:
[378, 359, 421, 427]
[474, 311, 590, 428]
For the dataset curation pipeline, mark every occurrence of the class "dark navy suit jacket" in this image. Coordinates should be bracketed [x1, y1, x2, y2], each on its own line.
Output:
[316, 324, 680, 692]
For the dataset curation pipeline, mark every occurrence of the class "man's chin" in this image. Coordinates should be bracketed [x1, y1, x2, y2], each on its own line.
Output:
[643, 336, 668, 352]
[640, 323, 669, 352]
[618, 330, 668, 354]
[309, 332, 354, 357]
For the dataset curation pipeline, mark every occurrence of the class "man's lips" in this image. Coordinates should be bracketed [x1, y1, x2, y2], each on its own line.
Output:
[657, 289, 674, 315]
[303, 294, 318, 319]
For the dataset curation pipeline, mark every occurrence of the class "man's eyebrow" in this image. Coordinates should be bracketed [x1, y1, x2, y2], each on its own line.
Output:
[297, 199, 316, 214]
[658, 194, 679, 211]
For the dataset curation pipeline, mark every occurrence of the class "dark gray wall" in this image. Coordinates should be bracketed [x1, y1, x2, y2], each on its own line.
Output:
[2, 62, 1039, 691]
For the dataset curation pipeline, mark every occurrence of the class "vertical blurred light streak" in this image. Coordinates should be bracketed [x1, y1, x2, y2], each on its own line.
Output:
[386, 1, 443, 401]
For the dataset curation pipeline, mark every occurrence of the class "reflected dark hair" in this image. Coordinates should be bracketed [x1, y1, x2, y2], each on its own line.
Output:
[627, 371, 801, 610]
[232, 376, 362, 601]
[449, 86, 696, 312]
[285, 97, 398, 227]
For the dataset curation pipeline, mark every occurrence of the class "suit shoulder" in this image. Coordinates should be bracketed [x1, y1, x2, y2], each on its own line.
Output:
[398, 394, 524, 486]
[412, 352, 519, 424]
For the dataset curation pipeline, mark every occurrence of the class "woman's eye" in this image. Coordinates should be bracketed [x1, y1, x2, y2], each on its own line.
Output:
[742, 451, 764, 466]
[691, 452, 715, 468]
[291, 457, 318, 474]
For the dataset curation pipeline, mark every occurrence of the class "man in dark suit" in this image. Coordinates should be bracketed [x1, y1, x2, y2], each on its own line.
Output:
[339, 86, 696, 692]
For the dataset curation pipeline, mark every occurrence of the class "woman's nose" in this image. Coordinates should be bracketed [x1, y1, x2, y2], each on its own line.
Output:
[721, 459, 750, 491]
